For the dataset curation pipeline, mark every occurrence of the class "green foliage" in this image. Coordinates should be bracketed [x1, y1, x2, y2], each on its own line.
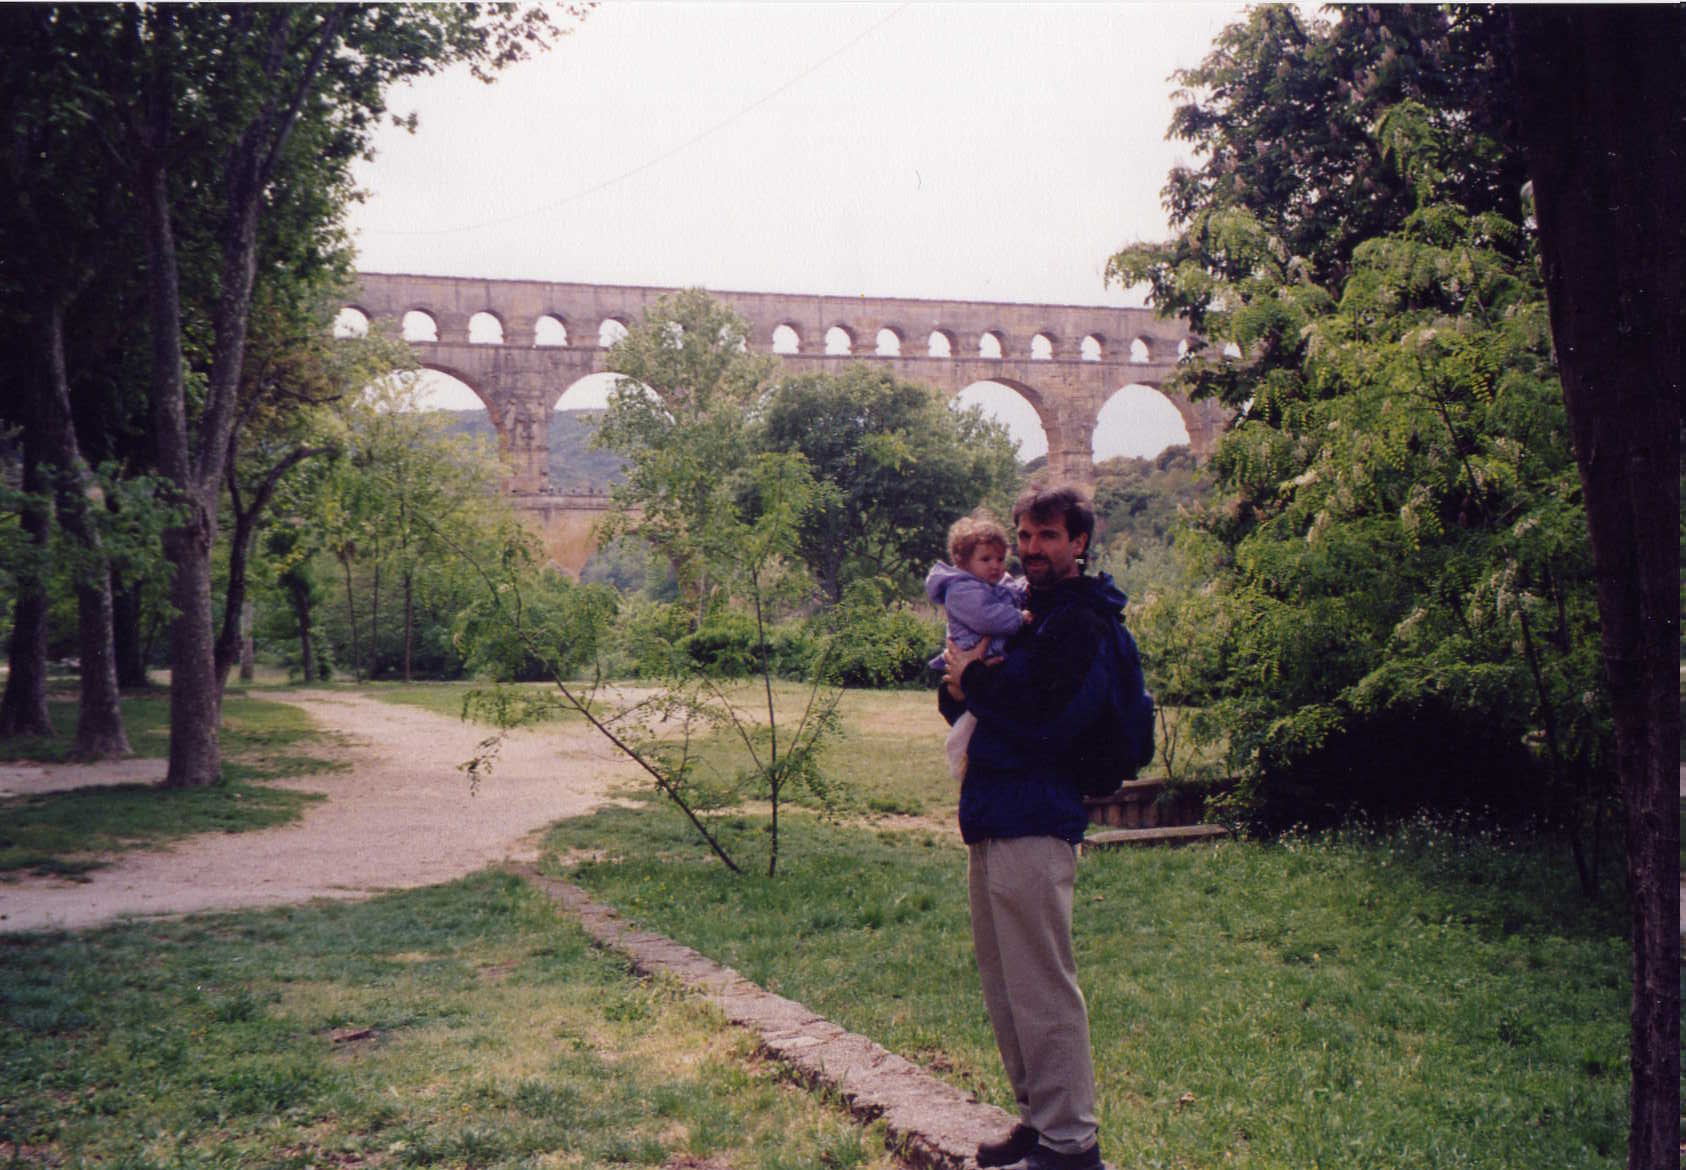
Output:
[1107, 7, 1612, 866]
[673, 611, 818, 681]
[262, 373, 520, 682]
[1116, 6, 1520, 307]
[759, 365, 1021, 601]
[581, 533, 676, 597]
[462, 356, 847, 874]
[455, 570, 619, 682]
[609, 596, 702, 678]
[593, 289, 776, 606]
[811, 580, 944, 689]
[1088, 446, 1214, 599]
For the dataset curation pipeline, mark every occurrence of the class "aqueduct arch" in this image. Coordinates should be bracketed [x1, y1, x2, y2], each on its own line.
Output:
[351, 272, 1230, 572]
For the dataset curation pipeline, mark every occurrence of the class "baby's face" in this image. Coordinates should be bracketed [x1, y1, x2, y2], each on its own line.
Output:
[961, 544, 1008, 585]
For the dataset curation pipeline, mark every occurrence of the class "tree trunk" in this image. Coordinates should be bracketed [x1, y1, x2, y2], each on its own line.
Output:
[239, 599, 255, 682]
[215, 494, 257, 690]
[161, 511, 223, 787]
[403, 570, 414, 684]
[42, 303, 129, 760]
[72, 576, 131, 759]
[340, 555, 361, 683]
[143, 131, 222, 788]
[219, 446, 327, 689]
[370, 559, 380, 680]
[0, 427, 54, 739]
[288, 576, 315, 682]
[112, 572, 150, 689]
[138, 5, 298, 787]
[1510, 11, 1681, 1170]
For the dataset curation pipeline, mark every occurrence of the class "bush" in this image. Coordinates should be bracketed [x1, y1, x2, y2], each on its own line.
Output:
[678, 610, 761, 677]
[812, 580, 942, 689]
[454, 572, 618, 682]
[673, 611, 824, 680]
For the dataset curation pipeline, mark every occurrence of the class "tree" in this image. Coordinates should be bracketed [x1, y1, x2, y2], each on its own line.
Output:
[0, 7, 147, 756]
[1110, 5, 1520, 400]
[1105, 6, 1613, 850]
[593, 289, 776, 611]
[352, 375, 507, 681]
[0, 422, 54, 738]
[214, 282, 409, 689]
[1116, 6, 1676, 1159]
[1510, 10, 1681, 1167]
[87, 5, 566, 786]
[459, 448, 840, 878]
[265, 370, 514, 684]
[758, 364, 1020, 602]
[262, 524, 325, 682]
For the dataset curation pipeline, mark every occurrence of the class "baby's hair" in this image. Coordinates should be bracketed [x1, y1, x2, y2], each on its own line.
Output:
[948, 514, 1010, 566]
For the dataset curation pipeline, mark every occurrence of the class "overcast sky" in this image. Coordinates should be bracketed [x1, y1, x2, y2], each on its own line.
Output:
[347, 2, 1256, 457]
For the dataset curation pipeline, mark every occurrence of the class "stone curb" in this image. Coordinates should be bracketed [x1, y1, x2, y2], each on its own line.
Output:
[517, 866, 1013, 1170]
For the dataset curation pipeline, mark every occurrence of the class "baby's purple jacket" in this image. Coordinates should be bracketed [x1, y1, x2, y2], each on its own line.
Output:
[924, 561, 1029, 671]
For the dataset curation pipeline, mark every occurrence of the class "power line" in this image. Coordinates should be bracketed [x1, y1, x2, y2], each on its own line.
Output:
[366, 3, 910, 238]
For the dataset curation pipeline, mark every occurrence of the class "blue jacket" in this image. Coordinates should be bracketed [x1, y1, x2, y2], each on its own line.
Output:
[941, 572, 1129, 844]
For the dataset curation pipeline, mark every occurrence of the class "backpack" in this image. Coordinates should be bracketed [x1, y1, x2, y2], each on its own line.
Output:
[1067, 611, 1156, 798]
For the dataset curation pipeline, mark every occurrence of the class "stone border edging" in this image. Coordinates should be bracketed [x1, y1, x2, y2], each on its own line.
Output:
[518, 865, 1013, 1170]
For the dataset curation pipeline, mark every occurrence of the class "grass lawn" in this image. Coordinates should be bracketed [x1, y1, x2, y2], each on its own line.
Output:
[0, 872, 894, 1170]
[516, 684, 1635, 1170]
[542, 803, 1631, 1169]
[0, 688, 343, 877]
[1, 678, 1644, 1167]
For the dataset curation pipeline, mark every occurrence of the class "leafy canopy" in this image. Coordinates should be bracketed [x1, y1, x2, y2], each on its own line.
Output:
[1110, 6, 1609, 852]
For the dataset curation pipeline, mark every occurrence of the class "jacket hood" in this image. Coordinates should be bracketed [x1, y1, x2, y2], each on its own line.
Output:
[925, 561, 973, 605]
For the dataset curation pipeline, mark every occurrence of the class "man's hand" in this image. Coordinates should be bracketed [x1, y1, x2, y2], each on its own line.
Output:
[943, 637, 995, 700]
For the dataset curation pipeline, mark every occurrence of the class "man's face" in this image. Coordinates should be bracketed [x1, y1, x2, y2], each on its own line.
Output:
[1016, 511, 1086, 587]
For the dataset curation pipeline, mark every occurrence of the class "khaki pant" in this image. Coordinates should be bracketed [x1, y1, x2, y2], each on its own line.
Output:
[968, 836, 1098, 1154]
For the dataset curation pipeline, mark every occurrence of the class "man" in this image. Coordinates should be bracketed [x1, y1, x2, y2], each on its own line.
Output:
[942, 484, 1120, 1170]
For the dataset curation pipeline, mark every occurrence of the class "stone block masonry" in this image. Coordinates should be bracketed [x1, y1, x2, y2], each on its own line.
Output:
[352, 272, 1233, 574]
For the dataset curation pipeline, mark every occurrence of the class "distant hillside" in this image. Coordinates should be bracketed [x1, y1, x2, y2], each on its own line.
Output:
[434, 408, 626, 493]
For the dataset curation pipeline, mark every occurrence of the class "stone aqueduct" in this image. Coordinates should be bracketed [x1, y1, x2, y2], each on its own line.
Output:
[349, 272, 1226, 573]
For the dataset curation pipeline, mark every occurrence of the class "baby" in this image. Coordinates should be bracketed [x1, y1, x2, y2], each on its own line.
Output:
[925, 515, 1030, 781]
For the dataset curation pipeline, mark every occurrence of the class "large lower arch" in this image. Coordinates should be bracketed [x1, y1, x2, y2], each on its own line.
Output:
[550, 373, 631, 497]
[1092, 384, 1192, 461]
[407, 367, 491, 413]
[952, 379, 1053, 466]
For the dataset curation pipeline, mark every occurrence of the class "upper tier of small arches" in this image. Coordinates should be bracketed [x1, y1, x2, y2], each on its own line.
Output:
[344, 273, 1195, 370]
[337, 304, 1185, 366]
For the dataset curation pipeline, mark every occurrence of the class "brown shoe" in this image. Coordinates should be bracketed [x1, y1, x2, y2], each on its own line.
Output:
[977, 1124, 1039, 1168]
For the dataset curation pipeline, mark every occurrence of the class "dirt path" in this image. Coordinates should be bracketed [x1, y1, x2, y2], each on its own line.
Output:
[0, 689, 642, 934]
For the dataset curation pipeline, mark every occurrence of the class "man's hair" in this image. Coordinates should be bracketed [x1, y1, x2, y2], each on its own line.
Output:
[947, 514, 1010, 565]
[1011, 484, 1095, 556]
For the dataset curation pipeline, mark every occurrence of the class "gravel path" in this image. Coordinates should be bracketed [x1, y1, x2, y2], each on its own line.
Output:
[0, 689, 641, 934]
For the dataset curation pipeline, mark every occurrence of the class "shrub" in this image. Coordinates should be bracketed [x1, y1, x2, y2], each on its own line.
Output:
[606, 597, 695, 678]
[678, 610, 761, 677]
[454, 572, 618, 681]
[812, 580, 942, 688]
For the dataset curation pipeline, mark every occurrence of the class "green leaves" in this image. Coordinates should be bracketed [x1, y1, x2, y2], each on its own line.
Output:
[759, 364, 1019, 602]
[1109, 7, 1611, 839]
